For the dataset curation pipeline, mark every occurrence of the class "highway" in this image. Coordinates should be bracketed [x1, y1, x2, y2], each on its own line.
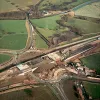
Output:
[71, 75, 100, 83]
[0, 72, 100, 97]
[0, 35, 100, 72]
[47, 83, 62, 100]
[53, 82, 69, 100]
[0, 43, 100, 97]
[0, 3, 100, 71]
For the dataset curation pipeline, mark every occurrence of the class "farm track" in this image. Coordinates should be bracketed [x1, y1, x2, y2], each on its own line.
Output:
[0, 85, 33, 95]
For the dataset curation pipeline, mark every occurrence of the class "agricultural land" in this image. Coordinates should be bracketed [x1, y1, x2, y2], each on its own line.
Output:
[83, 82, 100, 99]
[74, 1, 100, 18]
[31, 0, 100, 48]
[39, 0, 90, 10]
[81, 53, 100, 74]
[0, 86, 58, 100]
[0, 54, 11, 64]
[0, 0, 40, 13]
[0, 20, 27, 50]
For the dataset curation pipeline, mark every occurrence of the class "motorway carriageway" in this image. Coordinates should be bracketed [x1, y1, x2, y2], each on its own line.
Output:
[0, 35, 100, 72]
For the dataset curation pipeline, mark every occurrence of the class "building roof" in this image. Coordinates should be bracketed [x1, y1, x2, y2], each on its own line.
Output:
[17, 64, 29, 71]
[48, 53, 61, 61]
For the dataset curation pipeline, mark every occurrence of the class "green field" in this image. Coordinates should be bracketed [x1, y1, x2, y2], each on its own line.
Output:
[31, 15, 61, 30]
[35, 33, 48, 49]
[36, 27, 56, 38]
[0, 20, 28, 50]
[83, 82, 100, 99]
[0, 54, 11, 64]
[32, 0, 100, 48]
[75, 1, 100, 18]
[0, 34, 27, 50]
[81, 53, 100, 74]
[0, 0, 40, 13]
[66, 18, 100, 34]
[31, 13, 100, 48]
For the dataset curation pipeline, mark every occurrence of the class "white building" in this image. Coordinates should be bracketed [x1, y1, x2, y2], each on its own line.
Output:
[47, 53, 61, 61]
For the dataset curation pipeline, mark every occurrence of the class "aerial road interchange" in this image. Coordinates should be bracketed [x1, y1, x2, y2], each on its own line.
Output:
[0, 0, 100, 100]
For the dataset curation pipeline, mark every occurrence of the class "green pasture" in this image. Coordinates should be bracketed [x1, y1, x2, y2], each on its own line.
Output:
[36, 27, 69, 38]
[0, 34, 27, 50]
[0, 20, 26, 33]
[35, 33, 48, 49]
[66, 18, 100, 34]
[81, 53, 100, 74]
[31, 14, 100, 48]
[83, 82, 100, 99]
[75, 1, 100, 18]
[0, 20, 28, 50]
[36, 27, 56, 38]
[0, 54, 11, 64]
[31, 15, 61, 30]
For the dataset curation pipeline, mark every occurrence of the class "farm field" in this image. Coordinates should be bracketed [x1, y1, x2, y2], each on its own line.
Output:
[75, 1, 100, 18]
[31, 15, 61, 30]
[0, 0, 40, 13]
[35, 33, 48, 49]
[66, 18, 100, 34]
[81, 53, 100, 74]
[0, 54, 11, 64]
[0, 20, 28, 50]
[26, 0, 100, 49]
[39, 0, 71, 10]
[0, 86, 58, 100]
[83, 82, 100, 99]
[39, 0, 90, 10]
[0, 34, 27, 50]
[40, 0, 71, 5]
[36, 27, 56, 38]
[36, 27, 69, 38]
[63, 80, 78, 100]
[31, 12, 100, 48]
